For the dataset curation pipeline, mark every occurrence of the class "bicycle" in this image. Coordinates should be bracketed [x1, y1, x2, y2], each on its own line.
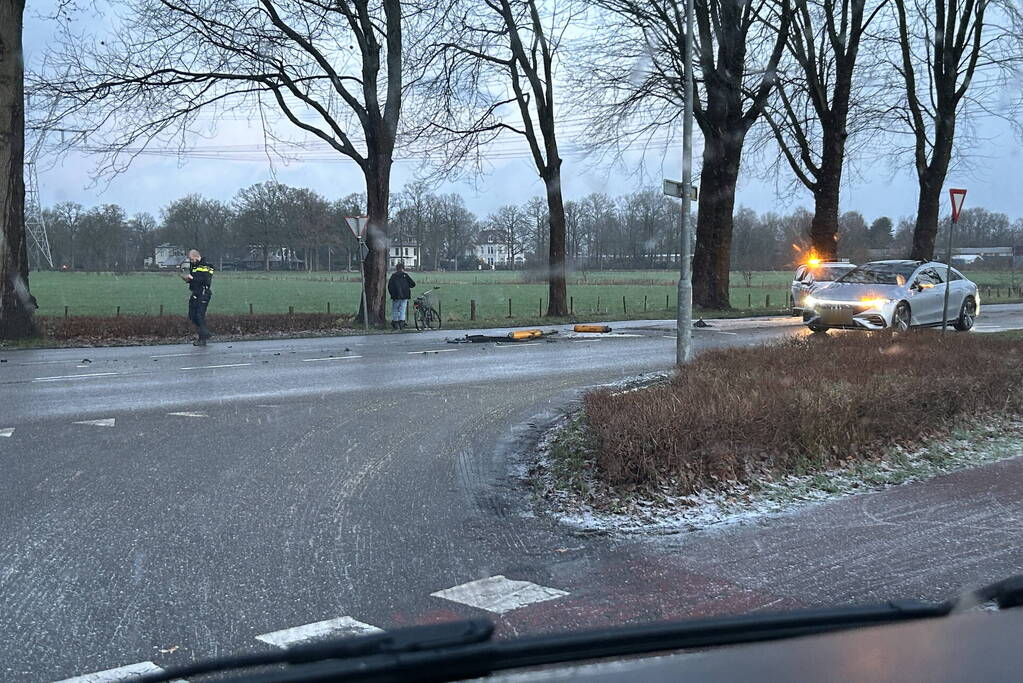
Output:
[413, 288, 442, 330]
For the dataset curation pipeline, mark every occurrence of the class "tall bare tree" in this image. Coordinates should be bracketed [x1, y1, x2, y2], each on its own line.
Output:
[429, 0, 574, 315]
[884, 0, 1023, 260]
[0, 0, 35, 338]
[32, 0, 443, 325]
[583, 0, 790, 309]
[762, 0, 888, 259]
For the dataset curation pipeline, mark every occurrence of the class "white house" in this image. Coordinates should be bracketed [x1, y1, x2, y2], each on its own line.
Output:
[154, 243, 187, 269]
[389, 238, 421, 269]
[473, 229, 525, 267]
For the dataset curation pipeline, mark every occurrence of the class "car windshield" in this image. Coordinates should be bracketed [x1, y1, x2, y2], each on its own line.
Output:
[837, 263, 918, 285]
[5, 3, 1016, 682]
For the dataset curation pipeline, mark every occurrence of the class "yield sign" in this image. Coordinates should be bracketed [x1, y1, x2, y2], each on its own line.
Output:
[949, 188, 967, 223]
[344, 215, 369, 239]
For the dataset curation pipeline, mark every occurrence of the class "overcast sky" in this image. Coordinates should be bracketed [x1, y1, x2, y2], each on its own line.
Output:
[24, 3, 1023, 225]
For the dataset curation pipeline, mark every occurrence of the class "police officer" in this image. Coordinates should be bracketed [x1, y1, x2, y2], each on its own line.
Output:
[180, 249, 214, 345]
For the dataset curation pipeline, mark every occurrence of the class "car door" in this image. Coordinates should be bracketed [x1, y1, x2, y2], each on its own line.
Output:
[909, 268, 944, 324]
[792, 267, 813, 308]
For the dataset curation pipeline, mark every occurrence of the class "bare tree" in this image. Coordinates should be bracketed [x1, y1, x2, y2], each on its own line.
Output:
[883, 0, 1023, 259]
[762, 0, 889, 259]
[0, 0, 35, 338]
[583, 0, 790, 309]
[31, 0, 443, 325]
[429, 0, 575, 315]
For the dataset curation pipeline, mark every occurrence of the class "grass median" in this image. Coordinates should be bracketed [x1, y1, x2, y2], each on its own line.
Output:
[555, 332, 1023, 499]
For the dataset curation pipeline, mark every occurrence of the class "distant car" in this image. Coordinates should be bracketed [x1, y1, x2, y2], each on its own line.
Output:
[802, 260, 980, 333]
[790, 260, 856, 313]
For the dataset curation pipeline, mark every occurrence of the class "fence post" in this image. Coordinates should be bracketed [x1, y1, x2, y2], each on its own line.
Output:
[597, 295, 600, 313]
[249, 303, 254, 315]
[116, 306, 120, 317]
[470, 299, 477, 321]
[508, 298, 513, 318]
[327, 302, 331, 314]
[644, 294, 647, 312]
[438, 300, 443, 321]
[666, 293, 669, 309]
[570, 296, 574, 314]
[289, 306, 294, 315]
[623, 295, 627, 314]
[766, 294, 771, 308]
[64, 306, 69, 319]
[748, 292, 752, 308]
[159, 304, 163, 316]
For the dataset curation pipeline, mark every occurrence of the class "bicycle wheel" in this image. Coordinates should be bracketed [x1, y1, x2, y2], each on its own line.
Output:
[427, 307, 442, 330]
[414, 306, 426, 331]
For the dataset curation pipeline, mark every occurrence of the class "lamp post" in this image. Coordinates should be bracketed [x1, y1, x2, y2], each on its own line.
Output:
[676, 0, 695, 365]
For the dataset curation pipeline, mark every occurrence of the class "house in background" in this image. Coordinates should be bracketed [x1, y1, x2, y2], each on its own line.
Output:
[388, 237, 420, 269]
[473, 229, 525, 267]
[153, 243, 187, 269]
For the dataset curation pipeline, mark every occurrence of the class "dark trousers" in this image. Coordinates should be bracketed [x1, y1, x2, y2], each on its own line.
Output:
[188, 294, 211, 339]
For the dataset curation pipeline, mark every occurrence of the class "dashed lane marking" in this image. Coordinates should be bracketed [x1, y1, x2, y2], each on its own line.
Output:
[179, 363, 252, 371]
[151, 352, 202, 358]
[0, 428, 13, 438]
[53, 660, 184, 683]
[33, 372, 118, 382]
[495, 342, 541, 348]
[17, 359, 78, 366]
[431, 575, 569, 615]
[256, 617, 383, 648]
[407, 349, 460, 355]
[168, 412, 207, 418]
[73, 418, 116, 428]
[570, 339, 603, 343]
[301, 355, 364, 362]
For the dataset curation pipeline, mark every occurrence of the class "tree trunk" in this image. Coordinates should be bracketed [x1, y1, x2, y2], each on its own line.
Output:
[544, 167, 568, 316]
[809, 136, 843, 259]
[0, 0, 35, 338]
[910, 133, 955, 261]
[692, 131, 742, 310]
[361, 158, 391, 327]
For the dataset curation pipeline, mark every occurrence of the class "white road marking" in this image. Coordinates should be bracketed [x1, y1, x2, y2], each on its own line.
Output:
[407, 349, 460, 355]
[301, 355, 363, 362]
[151, 352, 200, 358]
[73, 418, 116, 428]
[711, 330, 739, 335]
[34, 372, 118, 382]
[53, 660, 176, 683]
[495, 342, 541, 348]
[179, 363, 252, 371]
[17, 359, 78, 366]
[256, 617, 383, 648]
[168, 412, 207, 418]
[0, 428, 13, 438]
[431, 575, 569, 615]
[570, 339, 603, 343]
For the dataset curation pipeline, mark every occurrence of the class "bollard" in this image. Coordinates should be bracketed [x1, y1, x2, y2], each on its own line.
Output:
[470, 299, 477, 321]
[249, 303, 254, 315]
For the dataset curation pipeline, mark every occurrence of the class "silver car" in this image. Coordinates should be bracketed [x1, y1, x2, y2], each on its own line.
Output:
[802, 260, 980, 333]
[791, 260, 856, 313]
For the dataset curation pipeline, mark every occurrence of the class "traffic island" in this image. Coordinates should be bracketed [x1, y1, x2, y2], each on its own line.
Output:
[530, 333, 1023, 534]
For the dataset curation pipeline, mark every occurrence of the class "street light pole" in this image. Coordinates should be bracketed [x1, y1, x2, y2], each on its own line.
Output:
[676, 0, 695, 366]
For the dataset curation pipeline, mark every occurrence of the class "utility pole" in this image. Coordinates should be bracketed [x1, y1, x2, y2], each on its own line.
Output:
[942, 189, 967, 332]
[676, 0, 695, 365]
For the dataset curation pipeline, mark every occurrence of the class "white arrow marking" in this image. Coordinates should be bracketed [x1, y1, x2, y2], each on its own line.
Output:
[73, 418, 116, 428]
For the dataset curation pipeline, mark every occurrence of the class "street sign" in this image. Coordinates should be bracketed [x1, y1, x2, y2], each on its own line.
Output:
[360, 242, 369, 259]
[949, 188, 967, 223]
[662, 179, 698, 201]
[344, 215, 369, 238]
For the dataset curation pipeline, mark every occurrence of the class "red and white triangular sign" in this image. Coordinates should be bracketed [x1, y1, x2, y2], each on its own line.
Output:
[949, 188, 967, 223]
[344, 216, 369, 239]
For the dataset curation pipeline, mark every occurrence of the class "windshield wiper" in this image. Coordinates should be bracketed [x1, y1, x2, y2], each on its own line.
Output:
[140, 575, 1023, 683]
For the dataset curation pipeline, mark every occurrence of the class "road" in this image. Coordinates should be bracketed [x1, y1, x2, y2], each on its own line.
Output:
[2, 305, 1023, 682]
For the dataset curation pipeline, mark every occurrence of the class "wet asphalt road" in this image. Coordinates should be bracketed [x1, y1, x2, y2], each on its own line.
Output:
[2, 306, 1023, 682]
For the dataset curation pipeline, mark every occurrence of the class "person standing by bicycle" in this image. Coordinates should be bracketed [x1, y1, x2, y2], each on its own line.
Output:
[387, 261, 416, 330]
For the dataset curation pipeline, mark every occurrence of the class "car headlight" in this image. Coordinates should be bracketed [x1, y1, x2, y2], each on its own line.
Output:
[804, 295, 818, 308]
[860, 298, 889, 309]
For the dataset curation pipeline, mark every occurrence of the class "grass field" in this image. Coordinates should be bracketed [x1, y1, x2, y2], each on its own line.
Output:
[25, 268, 1023, 322]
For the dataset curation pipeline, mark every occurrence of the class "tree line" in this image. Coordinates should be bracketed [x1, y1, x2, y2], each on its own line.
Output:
[3, 0, 1022, 335]
[40, 174, 1023, 274]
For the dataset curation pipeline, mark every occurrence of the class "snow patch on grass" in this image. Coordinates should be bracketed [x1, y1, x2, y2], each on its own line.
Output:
[529, 416, 1023, 536]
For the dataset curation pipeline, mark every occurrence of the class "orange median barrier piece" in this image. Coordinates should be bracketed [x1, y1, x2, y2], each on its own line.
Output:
[508, 329, 544, 340]
[573, 324, 612, 333]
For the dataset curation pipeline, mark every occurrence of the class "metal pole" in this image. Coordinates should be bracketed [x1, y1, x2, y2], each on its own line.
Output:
[358, 236, 369, 331]
[676, 0, 695, 365]
[941, 218, 955, 332]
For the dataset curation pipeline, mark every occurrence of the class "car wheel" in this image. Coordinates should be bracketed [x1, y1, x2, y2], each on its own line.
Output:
[808, 323, 829, 334]
[953, 297, 976, 332]
[892, 302, 911, 333]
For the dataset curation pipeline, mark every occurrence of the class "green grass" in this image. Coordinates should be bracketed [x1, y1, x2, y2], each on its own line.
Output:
[24, 268, 1022, 322]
